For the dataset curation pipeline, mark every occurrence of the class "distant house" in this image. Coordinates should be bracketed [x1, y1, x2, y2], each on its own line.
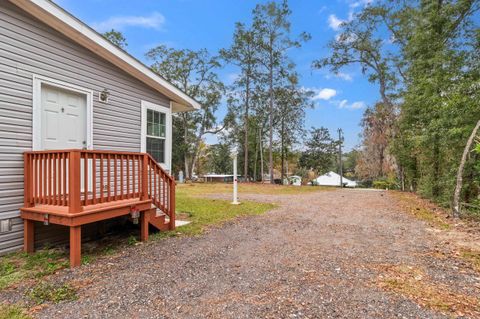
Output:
[314, 171, 357, 187]
[203, 174, 235, 183]
[284, 175, 302, 186]
[0, 0, 199, 265]
[202, 174, 247, 183]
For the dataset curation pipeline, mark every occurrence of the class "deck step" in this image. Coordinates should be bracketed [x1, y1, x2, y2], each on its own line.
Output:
[146, 208, 169, 231]
[153, 207, 166, 218]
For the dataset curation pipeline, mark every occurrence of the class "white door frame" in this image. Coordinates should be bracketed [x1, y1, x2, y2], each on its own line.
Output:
[32, 75, 93, 151]
[140, 100, 172, 171]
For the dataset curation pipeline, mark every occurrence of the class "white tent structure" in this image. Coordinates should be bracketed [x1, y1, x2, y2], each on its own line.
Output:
[314, 171, 357, 187]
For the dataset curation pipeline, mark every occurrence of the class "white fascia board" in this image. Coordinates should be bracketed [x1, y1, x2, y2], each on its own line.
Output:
[9, 0, 201, 113]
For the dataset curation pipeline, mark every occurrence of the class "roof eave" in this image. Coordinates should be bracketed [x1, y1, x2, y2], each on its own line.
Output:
[8, 0, 201, 113]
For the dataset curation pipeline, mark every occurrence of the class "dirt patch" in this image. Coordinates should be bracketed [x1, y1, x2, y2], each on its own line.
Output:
[174, 211, 191, 220]
[392, 191, 480, 271]
[391, 191, 452, 230]
[375, 264, 480, 317]
[461, 249, 480, 272]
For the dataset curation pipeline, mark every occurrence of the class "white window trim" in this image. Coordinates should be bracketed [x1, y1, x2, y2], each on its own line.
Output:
[140, 100, 172, 171]
[32, 75, 93, 151]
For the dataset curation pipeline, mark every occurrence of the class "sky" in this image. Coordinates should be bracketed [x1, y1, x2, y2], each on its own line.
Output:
[56, 0, 379, 151]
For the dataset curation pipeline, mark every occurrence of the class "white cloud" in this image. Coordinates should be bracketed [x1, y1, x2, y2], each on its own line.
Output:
[309, 88, 338, 101]
[387, 35, 396, 44]
[314, 88, 337, 100]
[338, 100, 348, 108]
[327, 14, 345, 31]
[225, 73, 239, 85]
[335, 31, 358, 44]
[326, 72, 353, 81]
[350, 101, 366, 109]
[92, 12, 165, 32]
[337, 99, 366, 109]
[328, 0, 373, 31]
[318, 5, 328, 14]
[336, 72, 353, 81]
[349, 0, 374, 9]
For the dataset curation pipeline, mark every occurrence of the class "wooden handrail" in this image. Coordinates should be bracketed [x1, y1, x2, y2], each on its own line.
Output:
[24, 149, 175, 224]
[144, 153, 175, 183]
[145, 155, 175, 226]
[24, 151, 71, 208]
[25, 149, 148, 156]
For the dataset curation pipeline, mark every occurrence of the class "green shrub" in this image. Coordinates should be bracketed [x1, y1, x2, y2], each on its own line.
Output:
[29, 282, 77, 304]
[127, 235, 138, 246]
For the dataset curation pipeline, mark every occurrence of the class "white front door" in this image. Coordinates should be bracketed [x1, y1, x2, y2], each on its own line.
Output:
[40, 84, 87, 150]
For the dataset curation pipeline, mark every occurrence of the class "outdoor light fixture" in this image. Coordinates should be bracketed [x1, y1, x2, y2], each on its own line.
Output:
[43, 214, 49, 226]
[99, 88, 110, 103]
[130, 207, 140, 224]
[0, 219, 12, 233]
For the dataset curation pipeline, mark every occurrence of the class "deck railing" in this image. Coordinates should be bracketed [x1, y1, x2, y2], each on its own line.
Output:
[23, 150, 175, 222]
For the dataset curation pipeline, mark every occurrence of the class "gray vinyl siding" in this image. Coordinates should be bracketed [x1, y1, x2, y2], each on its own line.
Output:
[0, 1, 171, 254]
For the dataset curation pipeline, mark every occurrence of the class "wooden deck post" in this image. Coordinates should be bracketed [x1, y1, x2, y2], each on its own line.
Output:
[69, 226, 81, 267]
[23, 153, 35, 253]
[140, 210, 149, 242]
[68, 150, 81, 214]
[169, 181, 175, 230]
[24, 220, 34, 253]
[23, 153, 32, 208]
[142, 155, 149, 200]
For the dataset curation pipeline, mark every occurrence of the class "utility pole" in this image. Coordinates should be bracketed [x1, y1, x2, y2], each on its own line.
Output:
[338, 128, 343, 188]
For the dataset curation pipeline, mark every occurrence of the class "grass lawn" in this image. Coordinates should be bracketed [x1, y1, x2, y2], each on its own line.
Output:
[0, 250, 72, 319]
[177, 182, 330, 196]
[0, 304, 30, 319]
[154, 187, 276, 238]
[0, 249, 69, 290]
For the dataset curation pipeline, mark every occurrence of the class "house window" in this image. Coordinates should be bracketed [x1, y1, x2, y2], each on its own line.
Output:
[146, 109, 166, 163]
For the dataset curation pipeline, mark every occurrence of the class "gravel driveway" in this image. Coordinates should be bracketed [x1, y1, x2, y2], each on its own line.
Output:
[29, 189, 480, 318]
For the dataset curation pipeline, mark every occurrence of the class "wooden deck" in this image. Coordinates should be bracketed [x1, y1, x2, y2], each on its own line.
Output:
[21, 149, 175, 267]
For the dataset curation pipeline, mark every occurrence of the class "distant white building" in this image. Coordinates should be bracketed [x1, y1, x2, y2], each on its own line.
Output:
[314, 171, 357, 187]
[203, 174, 234, 183]
[284, 175, 302, 186]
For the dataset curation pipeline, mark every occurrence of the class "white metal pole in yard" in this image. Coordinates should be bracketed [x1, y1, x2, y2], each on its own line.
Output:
[232, 152, 240, 205]
[338, 128, 343, 188]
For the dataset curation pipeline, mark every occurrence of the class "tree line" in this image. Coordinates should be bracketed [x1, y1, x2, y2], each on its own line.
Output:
[103, 0, 480, 216]
[104, 1, 339, 183]
[318, 0, 479, 215]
